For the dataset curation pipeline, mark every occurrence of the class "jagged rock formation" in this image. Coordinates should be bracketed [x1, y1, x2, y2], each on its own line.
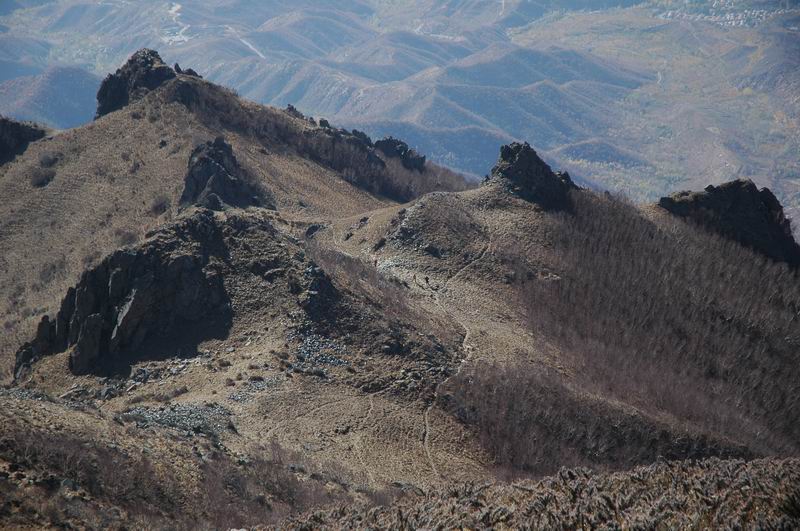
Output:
[487, 141, 576, 209]
[173, 63, 201, 78]
[297, 126, 396, 195]
[15, 210, 231, 376]
[95, 49, 176, 118]
[375, 137, 426, 172]
[659, 179, 800, 267]
[0, 116, 46, 164]
[180, 136, 273, 210]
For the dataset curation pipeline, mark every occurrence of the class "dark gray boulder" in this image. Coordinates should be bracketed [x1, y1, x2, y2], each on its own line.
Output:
[0, 116, 46, 164]
[180, 136, 273, 211]
[15, 210, 232, 376]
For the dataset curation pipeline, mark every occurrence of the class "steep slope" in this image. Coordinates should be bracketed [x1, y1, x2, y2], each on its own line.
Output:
[320, 142, 800, 478]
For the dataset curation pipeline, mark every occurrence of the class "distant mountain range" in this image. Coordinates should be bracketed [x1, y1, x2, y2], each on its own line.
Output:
[1, 0, 798, 217]
[0, 66, 99, 128]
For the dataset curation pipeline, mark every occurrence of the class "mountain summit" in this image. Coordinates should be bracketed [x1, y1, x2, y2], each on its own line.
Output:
[488, 141, 576, 209]
[95, 49, 177, 118]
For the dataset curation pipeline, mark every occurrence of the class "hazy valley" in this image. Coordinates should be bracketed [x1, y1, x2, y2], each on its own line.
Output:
[2, 1, 799, 216]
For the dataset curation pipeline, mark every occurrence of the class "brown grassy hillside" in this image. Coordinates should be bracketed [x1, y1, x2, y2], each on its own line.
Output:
[0, 56, 469, 382]
[1, 50, 798, 529]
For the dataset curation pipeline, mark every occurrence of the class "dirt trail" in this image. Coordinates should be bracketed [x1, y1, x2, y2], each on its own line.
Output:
[422, 208, 492, 480]
[265, 396, 354, 439]
[353, 390, 382, 486]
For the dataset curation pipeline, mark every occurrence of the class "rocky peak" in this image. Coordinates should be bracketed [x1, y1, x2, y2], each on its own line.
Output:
[95, 49, 176, 118]
[487, 142, 576, 210]
[658, 179, 800, 267]
[375, 137, 426, 172]
[180, 136, 273, 211]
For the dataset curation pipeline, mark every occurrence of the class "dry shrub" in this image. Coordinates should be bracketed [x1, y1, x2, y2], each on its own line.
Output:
[0, 426, 177, 521]
[0, 423, 351, 528]
[149, 194, 171, 216]
[38, 256, 66, 284]
[784, 487, 800, 520]
[38, 152, 60, 168]
[444, 361, 748, 478]
[29, 167, 55, 187]
[200, 440, 347, 528]
[281, 458, 800, 529]
[114, 228, 137, 246]
[511, 190, 800, 455]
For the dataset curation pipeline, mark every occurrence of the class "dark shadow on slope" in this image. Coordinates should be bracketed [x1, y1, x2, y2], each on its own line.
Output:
[0, 116, 46, 165]
[514, 189, 800, 456]
[443, 362, 753, 478]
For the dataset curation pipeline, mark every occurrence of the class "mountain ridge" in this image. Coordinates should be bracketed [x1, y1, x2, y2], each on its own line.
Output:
[1, 47, 799, 529]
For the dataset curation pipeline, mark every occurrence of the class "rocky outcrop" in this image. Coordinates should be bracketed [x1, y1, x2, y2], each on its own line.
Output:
[297, 126, 394, 196]
[173, 63, 202, 78]
[375, 137, 426, 172]
[658, 179, 800, 267]
[0, 117, 46, 164]
[95, 49, 176, 118]
[15, 210, 231, 376]
[180, 136, 273, 210]
[487, 142, 576, 210]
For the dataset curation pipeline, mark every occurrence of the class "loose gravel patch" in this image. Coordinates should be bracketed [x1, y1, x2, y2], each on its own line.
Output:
[121, 402, 233, 438]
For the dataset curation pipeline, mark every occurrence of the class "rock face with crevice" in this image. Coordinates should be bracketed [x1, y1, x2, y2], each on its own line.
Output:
[180, 136, 273, 211]
[658, 179, 800, 267]
[15, 210, 232, 376]
[487, 142, 576, 210]
[95, 49, 176, 118]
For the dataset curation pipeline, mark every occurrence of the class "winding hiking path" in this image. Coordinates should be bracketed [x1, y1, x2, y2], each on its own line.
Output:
[422, 208, 493, 479]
